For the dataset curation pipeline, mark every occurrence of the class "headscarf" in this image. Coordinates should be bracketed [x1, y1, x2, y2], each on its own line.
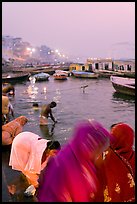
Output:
[37, 119, 112, 202]
[110, 122, 135, 179]
[9, 131, 50, 187]
[14, 115, 28, 126]
[110, 123, 134, 159]
[95, 123, 135, 202]
[70, 119, 113, 163]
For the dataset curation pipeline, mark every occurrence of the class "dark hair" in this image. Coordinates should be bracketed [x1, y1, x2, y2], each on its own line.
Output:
[47, 140, 61, 150]
[110, 122, 122, 129]
[33, 102, 39, 107]
[50, 101, 57, 108]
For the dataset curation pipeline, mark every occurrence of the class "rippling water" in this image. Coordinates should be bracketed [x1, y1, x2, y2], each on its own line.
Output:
[9, 75, 135, 146]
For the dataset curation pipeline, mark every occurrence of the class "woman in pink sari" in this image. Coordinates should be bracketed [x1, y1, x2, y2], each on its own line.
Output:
[37, 119, 113, 202]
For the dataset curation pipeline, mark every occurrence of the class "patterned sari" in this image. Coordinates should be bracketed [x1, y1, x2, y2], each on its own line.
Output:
[95, 123, 135, 202]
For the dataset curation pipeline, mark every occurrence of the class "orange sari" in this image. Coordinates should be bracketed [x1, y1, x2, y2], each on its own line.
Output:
[2, 116, 28, 145]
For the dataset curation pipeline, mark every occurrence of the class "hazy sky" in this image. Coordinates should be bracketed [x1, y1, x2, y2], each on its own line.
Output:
[2, 2, 135, 60]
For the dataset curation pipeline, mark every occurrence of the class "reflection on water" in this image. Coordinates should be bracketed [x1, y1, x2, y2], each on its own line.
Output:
[112, 92, 135, 103]
[40, 123, 56, 139]
[11, 76, 135, 146]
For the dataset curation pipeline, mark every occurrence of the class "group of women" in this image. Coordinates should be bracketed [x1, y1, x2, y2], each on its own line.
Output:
[2, 84, 135, 202]
[37, 120, 135, 202]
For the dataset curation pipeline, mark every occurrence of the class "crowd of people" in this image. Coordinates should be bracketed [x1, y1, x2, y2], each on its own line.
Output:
[2, 84, 135, 202]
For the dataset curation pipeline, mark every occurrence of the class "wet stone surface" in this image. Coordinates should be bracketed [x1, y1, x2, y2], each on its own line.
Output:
[2, 146, 37, 202]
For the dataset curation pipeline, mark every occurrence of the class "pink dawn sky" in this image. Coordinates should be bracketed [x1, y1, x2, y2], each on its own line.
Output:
[2, 2, 135, 61]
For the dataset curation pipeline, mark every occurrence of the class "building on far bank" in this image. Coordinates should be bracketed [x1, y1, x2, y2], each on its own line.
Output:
[69, 58, 135, 73]
[69, 58, 113, 72]
[113, 59, 135, 72]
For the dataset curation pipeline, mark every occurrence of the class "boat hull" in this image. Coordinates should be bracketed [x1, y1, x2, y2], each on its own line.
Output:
[53, 72, 68, 80]
[33, 73, 50, 81]
[35, 77, 49, 81]
[2, 73, 30, 83]
[72, 71, 99, 79]
[110, 76, 135, 96]
[53, 75, 67, 80]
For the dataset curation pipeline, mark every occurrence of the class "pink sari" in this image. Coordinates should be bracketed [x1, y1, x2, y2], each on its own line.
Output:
[37, 119, 112, 202]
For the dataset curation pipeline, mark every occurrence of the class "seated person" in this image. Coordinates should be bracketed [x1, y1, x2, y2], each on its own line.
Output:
[2, 94, 14, 124]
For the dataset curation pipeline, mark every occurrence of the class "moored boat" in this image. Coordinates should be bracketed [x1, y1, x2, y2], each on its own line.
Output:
[33, 72, 50, 81]
[54, 70, 70, 76]
[53, 71, 68, 80]
[2, 72, 30, 83]
[110, 76, 135, 96]
[71, 70, 99, 79]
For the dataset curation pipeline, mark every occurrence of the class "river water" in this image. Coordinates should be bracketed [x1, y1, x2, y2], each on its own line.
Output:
[9, 75, 135, 147]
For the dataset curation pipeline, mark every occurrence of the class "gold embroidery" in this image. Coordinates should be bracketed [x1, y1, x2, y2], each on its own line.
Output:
[115, 183, 120, 194]
[103, 151, 109, 160]
[104, 186, 111, 202]
[64, 190, 72, 202]
[127, 173, 135, 188]
[90, 192, 95, 199]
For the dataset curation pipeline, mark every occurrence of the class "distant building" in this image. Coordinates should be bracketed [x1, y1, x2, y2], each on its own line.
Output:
[69, 63, 89, 72]
[69, 58, 135, 74]
[113, 59, 135, 72]
[69, 58, 113, 72]
[86, 58, 113, 71]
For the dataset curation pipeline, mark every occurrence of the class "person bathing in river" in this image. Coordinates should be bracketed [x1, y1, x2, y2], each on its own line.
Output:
[2, 84, 15, 96]
[2, 94, 14, 124]
[39, 101, 57, 125]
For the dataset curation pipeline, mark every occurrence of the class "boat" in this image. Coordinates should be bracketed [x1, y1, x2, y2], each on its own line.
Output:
[2, 72, 30, 83]
[54, 70, 70, 76]
[110, 76, 135, 96]
[71, 70, 99, 79]
[33, 72, 50, 81]
[53, 71, 68, 80]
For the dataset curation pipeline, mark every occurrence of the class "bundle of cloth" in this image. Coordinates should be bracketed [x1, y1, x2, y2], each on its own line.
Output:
[2, 116, 28, 146]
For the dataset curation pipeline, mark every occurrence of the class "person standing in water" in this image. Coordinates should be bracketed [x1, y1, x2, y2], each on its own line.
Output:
[39, 101, 57, 125]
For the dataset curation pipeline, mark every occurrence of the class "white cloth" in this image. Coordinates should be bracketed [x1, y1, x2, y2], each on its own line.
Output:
[9, 131, 50, 175]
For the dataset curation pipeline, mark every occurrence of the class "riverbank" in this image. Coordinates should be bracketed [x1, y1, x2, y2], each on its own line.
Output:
[2, 65, 135, 78]
[2, 146, 37, 202]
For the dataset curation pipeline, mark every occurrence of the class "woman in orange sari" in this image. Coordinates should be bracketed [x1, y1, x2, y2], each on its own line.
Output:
[95, 122, 135, 202]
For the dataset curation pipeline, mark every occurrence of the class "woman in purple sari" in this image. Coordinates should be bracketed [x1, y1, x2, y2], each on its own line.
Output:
[37, 119, 113, 202]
